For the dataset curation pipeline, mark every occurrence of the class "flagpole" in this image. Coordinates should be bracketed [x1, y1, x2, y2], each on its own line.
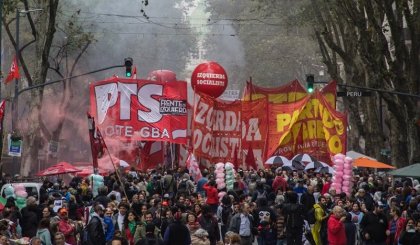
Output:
[104, 146, 129, 200]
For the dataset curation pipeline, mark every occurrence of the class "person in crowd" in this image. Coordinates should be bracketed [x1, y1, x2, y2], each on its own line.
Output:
[272, 171, 287, 193]
[53, 232, 69, 245]
[198, 204, 220, 245]
[398, 219, 420, 245]
[85, 203, 106, 245]
[202, 181, 218, 214]
[360, 202, 388, 245]
[301, 185, 316, 214]
[386, 207, 406, 245]
[190, 228, 210, 245]
[122, 210, 140, 245]
[312, 195, 328, 245]
[186, 212, 201, 234]
[21, 196, 39, 238]
[57, 207, 76, 245]
[163, 209, 191, 245]
[349, 202, 364, 224]
[113, 202, 129, 232]
[36, 218, 52, 245]
[327, 205, 347, 245]
[196, 171, 209, 197]
[134, 211, 162, 243]
[104, 208, 115, 243]
[344, 213, 357, 245]
[229, 202, 254, 245]
[135, 223, 164, 245]
[217, 195, 233, 240]
[282, 191, 305, 245]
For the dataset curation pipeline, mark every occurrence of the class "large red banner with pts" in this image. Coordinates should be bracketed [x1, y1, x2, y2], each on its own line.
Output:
[90, 77, 188, 144]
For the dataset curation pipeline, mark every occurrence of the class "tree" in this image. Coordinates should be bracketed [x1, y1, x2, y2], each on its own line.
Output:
[309, 0, 420, 166]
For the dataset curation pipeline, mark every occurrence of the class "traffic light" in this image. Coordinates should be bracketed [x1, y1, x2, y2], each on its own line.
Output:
[124, 57, 133, 77]
[306, 74, 314, 93]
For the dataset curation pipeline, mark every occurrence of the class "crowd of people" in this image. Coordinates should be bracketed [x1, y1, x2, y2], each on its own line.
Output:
[0, 165, 420, 245]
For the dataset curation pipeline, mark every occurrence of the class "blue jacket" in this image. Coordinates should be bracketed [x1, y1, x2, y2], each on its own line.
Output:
[104, 216, 114, 242]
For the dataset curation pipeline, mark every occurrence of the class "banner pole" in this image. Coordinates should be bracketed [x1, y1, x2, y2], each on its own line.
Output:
[104, 147, 128, 200]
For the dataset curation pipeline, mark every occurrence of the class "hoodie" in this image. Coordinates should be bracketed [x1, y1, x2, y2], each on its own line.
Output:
[36, 228, 52, 245]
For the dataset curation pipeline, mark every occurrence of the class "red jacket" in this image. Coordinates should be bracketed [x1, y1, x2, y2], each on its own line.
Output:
[327, 214, 347, 245]
[58, 219, 76, 245]
[387, 217, 406, 245]
[272, 176, 287, 192]
[203, 183, 219, 205]
[322, 182, 331, 195]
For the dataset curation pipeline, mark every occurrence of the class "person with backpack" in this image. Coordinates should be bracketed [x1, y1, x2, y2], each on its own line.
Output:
[83, 204, 106, 245]
[135, 224, 164, 245]
[311, 195, 328, 245]
[252, 181, 268, 202]
[177, 174, 194, 199]
[198, 205, 220, 245]
[282, 191, 305, 245]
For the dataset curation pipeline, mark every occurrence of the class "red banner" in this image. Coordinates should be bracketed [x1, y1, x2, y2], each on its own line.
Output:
[243, 79, 307, 103]
[90, 77, 188, 144]
[241, 99, 268, 168]
[192, 93, 242, 163]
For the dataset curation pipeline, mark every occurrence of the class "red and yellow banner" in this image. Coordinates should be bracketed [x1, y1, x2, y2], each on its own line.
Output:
[267, 91, 346, 163]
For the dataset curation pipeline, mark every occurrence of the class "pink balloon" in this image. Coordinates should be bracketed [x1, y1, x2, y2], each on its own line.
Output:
[335, 165, 344, 171]
[15, 190, 27, 198]
[334, 153, 345, 161]
[217, 183, 226, 190]
[343, 180, 350, 187]
[344, 169, 352, 175]
[218, 192, 227, 198]
[334, 159, 344, 165]
[344, 163, 352, 170]
[335, 172, 343, 178]
[344, 157, 353, 163]
[216, 179, 224, 184]
[343, 175, 352, 181]
[216, 173, 225, 178]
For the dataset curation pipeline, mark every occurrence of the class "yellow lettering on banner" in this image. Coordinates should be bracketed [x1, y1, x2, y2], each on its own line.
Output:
[277, 114, 291, 132]
[334, 119, 345, 135]
[322, 109, 334, 128]
[328, 135, 342, 153]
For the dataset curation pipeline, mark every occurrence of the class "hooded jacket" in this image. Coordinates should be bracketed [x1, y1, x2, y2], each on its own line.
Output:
[327, 214, 347, 245]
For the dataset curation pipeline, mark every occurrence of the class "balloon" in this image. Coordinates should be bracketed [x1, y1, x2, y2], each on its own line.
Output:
[15, 191, 27, 198]
[216, 179, 224, 185]
[218, 192, 227, 198]
[334, 159, 344, 165]
[214, 169, 224, 174]
[342, 187, 350, 192]
[334, 176, 343, 183]
[344, 163, 352, 170]
[217, 183, 226, 190]
[225, 162, 234, 168]
[335, 172, 343, 178]
[191, 61, 228, 98]
[342, 180, 350, 187]
[334, 153, 346, 160]
[215, 162, 225, 168]
[216, 173, 225, 178]
[335, 164, 344, 171]
[226, 180, 234, 185]
[343, 175, 352, 181]
[344, 169, 352, 175]
[344, 157, 353, 163]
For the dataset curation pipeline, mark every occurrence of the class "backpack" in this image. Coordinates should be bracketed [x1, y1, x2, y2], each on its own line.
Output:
[257, 190, 267, 199]
[286, 205, 304, 229]
[178, 179, 189, 193]
[221, 206, 232, 225]
[306, 208, 316, 225]
[199, 216, 217, 236]
[162, 177, 173, 191]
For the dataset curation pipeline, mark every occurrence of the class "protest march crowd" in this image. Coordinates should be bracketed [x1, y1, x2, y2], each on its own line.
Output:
[0, 165, 420, 245]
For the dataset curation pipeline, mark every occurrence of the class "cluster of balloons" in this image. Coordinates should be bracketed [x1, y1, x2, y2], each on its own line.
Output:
[4, 184, 28, 209]
[224, 162, 236, 191]
[331, 154, 354, 196]
[91, 174, 104, 197]
[215, 162, 226, 190]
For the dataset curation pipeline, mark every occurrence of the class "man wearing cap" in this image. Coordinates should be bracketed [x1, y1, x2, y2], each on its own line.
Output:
[360, 202, 388, 245]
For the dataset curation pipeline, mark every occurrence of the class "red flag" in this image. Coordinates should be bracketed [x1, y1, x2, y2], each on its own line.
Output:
[87, 113, 107, 169]
[0, 100, 5, 131]
[245, 144, 258, 170]
[132, 66, 137, 79]
[5, 56, 20, 84]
